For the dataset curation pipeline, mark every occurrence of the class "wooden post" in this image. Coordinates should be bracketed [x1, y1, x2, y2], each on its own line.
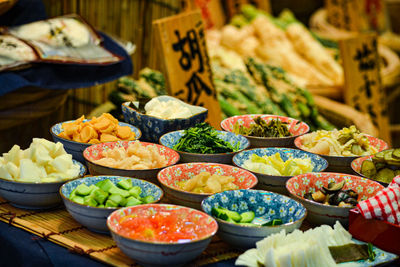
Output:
[339, 34, 391, 144]
[153, 10, 222, 128]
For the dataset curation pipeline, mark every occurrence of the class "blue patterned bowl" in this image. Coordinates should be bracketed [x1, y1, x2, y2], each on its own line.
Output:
[50, 120, 141, 163]
[0, 160, 86, 210]
[201, 189, 306, 248]
[233, 148, 328, 195]
[122, 96, 208, 142]
[159, 130, 250, 164]
[60, 176, 163, 233]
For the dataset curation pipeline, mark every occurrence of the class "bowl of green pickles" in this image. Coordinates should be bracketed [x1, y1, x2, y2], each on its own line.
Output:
[60, 176, 163, 233]
[351, 149, 400, 185]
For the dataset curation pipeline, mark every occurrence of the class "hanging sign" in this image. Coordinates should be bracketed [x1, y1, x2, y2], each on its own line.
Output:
[339, 33, 391, 144]
[325, 0, 361, 31]
[153, 10, 221, 127]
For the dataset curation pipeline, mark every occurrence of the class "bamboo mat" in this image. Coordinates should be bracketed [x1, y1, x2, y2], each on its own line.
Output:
[0, 197, 244, 267]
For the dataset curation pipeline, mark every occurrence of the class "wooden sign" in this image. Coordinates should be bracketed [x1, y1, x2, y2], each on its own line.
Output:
[153, 10, 222, 128]
[325, 0, 362, 31]
[339, 34, 391, 144]
[326, 0, 390, 33]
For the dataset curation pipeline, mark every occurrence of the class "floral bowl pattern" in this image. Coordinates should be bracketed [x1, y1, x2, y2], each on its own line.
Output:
[294, 133, 388, 174]
[107, 204, 218, 266]
[351, 155, 393, 186]
[286, 172, 384, 226]
[233, 147, 328, 195]
[159, 130, 250, 164]
[51, 119, 141, 163]
[60, 175, 162, 233]
[201, 189, 306, 248]
[221, 114, 310, 148]
[157, 163, 258, 209]
[122, 96, 207, 142]
[83, 140, 180, 185]
[0, 160, 86, 210]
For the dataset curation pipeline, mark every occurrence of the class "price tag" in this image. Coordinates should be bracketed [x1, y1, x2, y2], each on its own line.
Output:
[153, 10, 221, 128]
[339, 34, 391, 144]
[326, 0, 361, 31]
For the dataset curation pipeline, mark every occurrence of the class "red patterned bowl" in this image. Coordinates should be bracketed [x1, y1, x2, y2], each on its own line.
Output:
[294, 134, 388, 173]
[157, 163, 258, 210]
[221, 114, 310, 148]
[107, 204, 218, 266]
[286, 172, 384, 226]
[351, 155, 393, 186]
[83, 141, 180, 185]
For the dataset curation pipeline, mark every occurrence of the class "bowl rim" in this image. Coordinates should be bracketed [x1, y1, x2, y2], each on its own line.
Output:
[0, 160, 86, 185]
[351, 154, 391, 186]
[50, 119, 142, 146]
[200, 189, 307, 228]
[122, 101, 208, 122]
[158, 129, 250, 156]
[232, 147, 329, 178]
[59, 175, 164, 210]
[82, 140, 180, 171]
[107, 203, 218, 245]
[157, 162, 258, 196]
[293, 132, 389, 159]
[220, 114, 310, 140]
[285, 172, 385, 210]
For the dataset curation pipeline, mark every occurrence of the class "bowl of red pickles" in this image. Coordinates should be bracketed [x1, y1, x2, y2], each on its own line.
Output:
[107, 204, 218, 266]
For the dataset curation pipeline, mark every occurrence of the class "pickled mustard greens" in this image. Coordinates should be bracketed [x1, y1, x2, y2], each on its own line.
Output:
[233, 117, 292, 137]
[69, 179, 155, 208]
[243, 153, 314, 176]
[329, 243, 375, 263]
[303, 181, 359, 207]
[300, 126, 378, 156]
[173, 123, 240, 154]
[361, 149, 400, 184]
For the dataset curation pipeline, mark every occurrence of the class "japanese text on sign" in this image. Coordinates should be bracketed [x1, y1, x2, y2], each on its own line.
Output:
[153, 10, 221, 127]
[339, 34, 391, 144]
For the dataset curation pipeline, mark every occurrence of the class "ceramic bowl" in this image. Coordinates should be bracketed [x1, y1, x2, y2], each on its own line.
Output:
[286, 172, 384, 226]
[201, 189, 306, 248]
[351, 155, 395, 186]
[294, 134, 388, 174]
[122, 96, 207, 142]
[233, 148, 328, 195]
[107, 204, 218, 266]
[51, 119, 141, 163]
[60, 176, 163, 233]
[159, 130, 250, 164]
[157, 163, 258, 210]
[0, 160, 86, 210]
[83, 140, 180, 185]
[221, 114, 310, 148]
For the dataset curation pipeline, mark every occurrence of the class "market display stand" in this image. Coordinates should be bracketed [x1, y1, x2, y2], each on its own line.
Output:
[0, 196, 254, 267]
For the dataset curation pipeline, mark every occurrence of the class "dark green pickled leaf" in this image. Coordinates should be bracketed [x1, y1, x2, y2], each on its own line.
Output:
[329, 244, 370, 263]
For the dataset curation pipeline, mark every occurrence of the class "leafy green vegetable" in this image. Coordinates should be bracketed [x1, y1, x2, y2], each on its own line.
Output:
[173, 123, 240, 154]
[233, 117, 292, 137]
[262, 219, 283, 226]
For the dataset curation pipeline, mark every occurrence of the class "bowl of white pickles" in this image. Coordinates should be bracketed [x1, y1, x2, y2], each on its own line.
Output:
[233, 147, 328, 195]
[122, 96, 207, 142]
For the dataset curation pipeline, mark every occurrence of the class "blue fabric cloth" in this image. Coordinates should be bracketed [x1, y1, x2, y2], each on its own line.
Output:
[0, 0, 133, 97]
[0, 220, 233, 267]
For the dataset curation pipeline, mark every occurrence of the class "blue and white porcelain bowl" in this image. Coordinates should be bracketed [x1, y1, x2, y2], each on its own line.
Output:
[60, 176, 163, 233]
[201, 189, 306, 248]
[233, 148, 328, 195]
[159, 130, 250, 164]
[0, 160, 86, 210]
[50, 120, 141, 163]
[122, 96, 208, 142]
